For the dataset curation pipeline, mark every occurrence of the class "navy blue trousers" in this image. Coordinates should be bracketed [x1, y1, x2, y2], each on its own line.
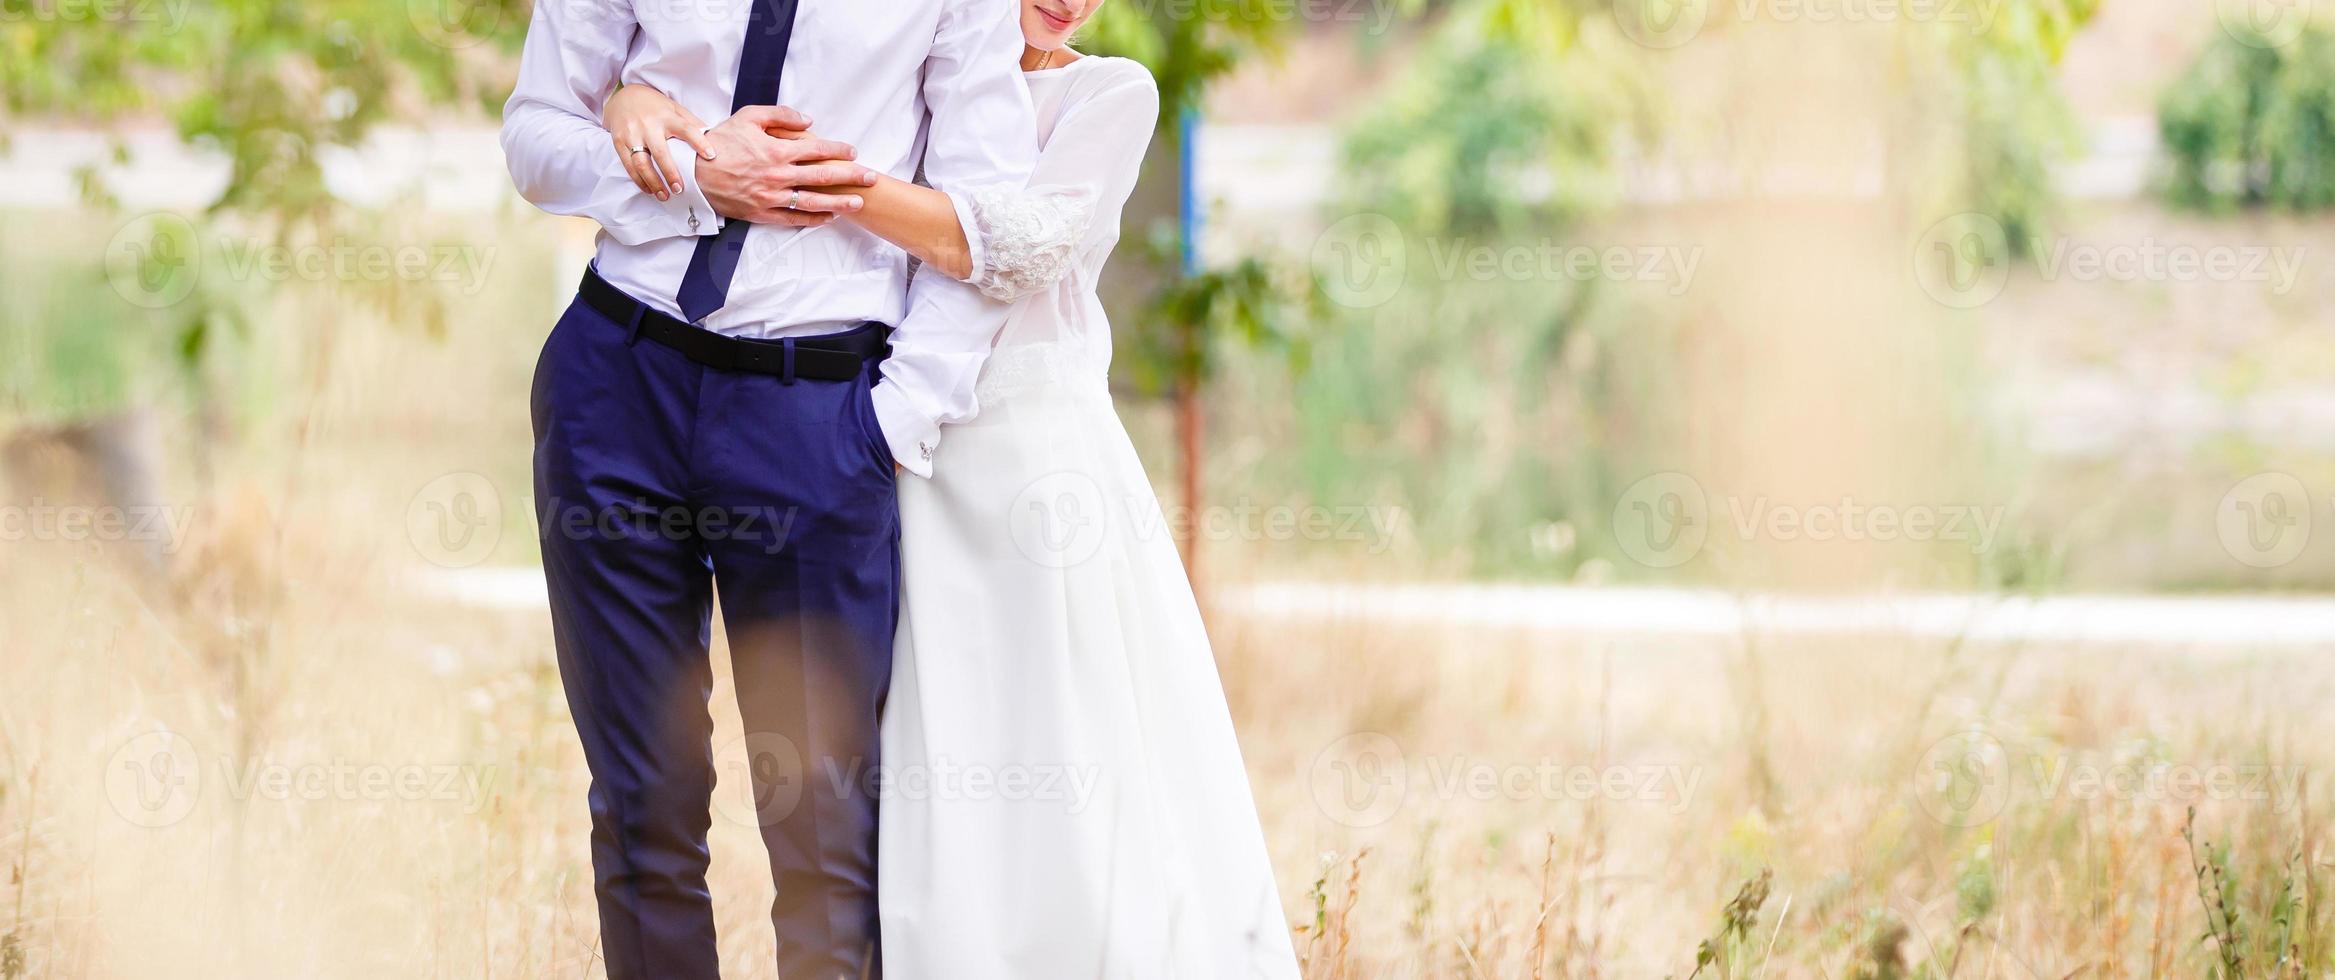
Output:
[531, 293, 899, 980]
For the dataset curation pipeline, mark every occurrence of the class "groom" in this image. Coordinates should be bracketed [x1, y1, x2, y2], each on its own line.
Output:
[500, 0, 1034, 975]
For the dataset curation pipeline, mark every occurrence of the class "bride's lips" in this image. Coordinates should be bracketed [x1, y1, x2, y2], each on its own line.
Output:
[1035, 6, 1074, 31]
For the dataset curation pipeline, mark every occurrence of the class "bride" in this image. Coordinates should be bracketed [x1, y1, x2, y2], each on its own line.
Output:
[600, 1, 1302, 976]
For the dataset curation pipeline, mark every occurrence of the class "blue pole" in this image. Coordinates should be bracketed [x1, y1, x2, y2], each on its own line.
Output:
[1178, 106, 1200, 276]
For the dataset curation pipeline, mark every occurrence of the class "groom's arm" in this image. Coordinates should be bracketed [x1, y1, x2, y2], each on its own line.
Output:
[499, 0, 720, 245]
[869, 0, 1039, 477]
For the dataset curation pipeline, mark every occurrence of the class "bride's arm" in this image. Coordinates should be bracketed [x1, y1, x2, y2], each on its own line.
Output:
[953, 62, 1160, 303]
[798, 171, 978, 280]
[816, 62, 1160, 301]
[597, 67, 1161, 296]
[600, 86, 975, 277]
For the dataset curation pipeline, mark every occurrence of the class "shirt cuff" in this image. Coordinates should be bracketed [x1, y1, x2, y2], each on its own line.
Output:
[663, 138, 720, 237]
[870, 380, 941, 479]
[943, 188, 988, 285]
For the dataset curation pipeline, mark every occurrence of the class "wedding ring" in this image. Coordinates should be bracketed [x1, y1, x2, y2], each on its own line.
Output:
[627, 146, 647, 154]
[788, 190, 802, 210]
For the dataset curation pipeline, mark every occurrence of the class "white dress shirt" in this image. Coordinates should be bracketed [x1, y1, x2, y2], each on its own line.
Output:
[500, 0, 1038, 476]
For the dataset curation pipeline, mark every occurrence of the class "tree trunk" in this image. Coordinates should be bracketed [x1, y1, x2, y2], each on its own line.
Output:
[1, 409, 167, 579]
[1175, 374, 1203, 592]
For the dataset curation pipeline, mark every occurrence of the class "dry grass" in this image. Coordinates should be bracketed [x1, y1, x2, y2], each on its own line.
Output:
[4, 471, 2331, 978]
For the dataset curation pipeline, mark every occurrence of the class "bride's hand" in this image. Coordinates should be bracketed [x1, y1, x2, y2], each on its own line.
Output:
[762, 128, 872, 197]
[604, 84, 717, 201]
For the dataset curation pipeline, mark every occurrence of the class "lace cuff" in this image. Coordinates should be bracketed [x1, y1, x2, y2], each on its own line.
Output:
[963, 185, 1094, 303]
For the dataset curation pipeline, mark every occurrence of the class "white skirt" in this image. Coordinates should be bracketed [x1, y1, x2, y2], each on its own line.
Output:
[877, 344, 1300, 980]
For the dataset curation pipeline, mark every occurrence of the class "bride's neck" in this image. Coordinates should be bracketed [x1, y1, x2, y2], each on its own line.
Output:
[1020, 44, 1081, 72]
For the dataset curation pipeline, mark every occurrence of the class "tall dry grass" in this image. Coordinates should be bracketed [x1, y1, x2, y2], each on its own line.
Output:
[7, 496, 2331, 978]
[2, 285, 2328, 978]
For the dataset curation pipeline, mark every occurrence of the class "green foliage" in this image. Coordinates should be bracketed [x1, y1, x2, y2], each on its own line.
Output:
[2160, 23, 2335, 212]
[4, 0, 524, 223]
[4, 0, 517, 424]
[1081, 0, 1319, 432]
[1129, 240, 1318, 396]
[1342, 0, 1648, 237]
[1892, 0, 2098, 252]
[1685, 868, 1773, 979]
[1216, 243, 1692, 576]
[1084, 0, 1293, 134]
[0, 213, 258, 424]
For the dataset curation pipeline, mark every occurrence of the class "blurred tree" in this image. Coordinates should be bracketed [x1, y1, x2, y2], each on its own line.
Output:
[3, 0, 524, 221]
[1, 0, 521, 562]
[2161, 23, 2335, 212]
[1083, 2, 1318, 583]
[1891, 0, 2099, 253]
[1343, 0, 1651, 237]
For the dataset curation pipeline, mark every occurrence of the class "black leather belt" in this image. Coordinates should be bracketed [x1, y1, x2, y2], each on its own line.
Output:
[578, 267, 888, 381]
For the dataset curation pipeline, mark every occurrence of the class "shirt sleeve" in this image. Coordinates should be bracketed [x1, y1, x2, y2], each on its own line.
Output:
[499, 0, 719, 246]
[962, 64, 1159, 303]
[869, 0, 1041, 477]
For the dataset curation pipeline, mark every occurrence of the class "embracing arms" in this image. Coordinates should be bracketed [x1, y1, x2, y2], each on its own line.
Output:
[600, 59, 1161, 302]
[499, 0, 876, 241]
[603, 85, 978, 280]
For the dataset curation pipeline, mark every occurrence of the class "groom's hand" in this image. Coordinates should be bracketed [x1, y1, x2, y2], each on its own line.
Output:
[697, 106, 877, 226]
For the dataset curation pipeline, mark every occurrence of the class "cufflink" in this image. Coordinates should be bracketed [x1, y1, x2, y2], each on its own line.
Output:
[919, 442, 934, 461]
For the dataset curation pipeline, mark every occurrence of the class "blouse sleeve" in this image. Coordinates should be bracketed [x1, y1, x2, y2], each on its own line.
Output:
[962, 61, 1162, 303]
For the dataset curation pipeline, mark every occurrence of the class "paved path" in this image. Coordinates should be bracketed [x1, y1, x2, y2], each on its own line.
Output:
[416, 566, 2335, 649]
[1225, 581, 2335, 649]
[9, 117, 2160, 219]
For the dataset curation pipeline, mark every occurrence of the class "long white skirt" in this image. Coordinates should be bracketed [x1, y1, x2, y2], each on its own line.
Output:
[877, 347, 1300, 980]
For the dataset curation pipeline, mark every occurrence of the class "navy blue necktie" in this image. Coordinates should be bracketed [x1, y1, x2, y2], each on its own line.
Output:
[675, 0, 803, 323]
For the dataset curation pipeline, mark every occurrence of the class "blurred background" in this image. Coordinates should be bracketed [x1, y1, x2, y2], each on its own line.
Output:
[6, 0, 2335, 975]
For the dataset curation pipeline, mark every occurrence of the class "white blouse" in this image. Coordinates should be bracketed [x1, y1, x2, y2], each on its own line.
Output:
[954, 57, 1161, 378]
